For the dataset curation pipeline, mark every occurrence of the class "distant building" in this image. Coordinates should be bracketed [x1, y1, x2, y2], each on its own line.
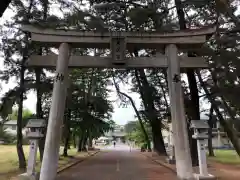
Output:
[164, 120, 239, 149]
[3, 120, 17, 130]
[105, 125, 126, 143]
[210, 121, 234, 148]
[3, 120, 28, 136]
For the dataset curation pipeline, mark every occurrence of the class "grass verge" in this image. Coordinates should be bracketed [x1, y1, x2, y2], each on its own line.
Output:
[0, 145, 91, 180]
[208, 149, 240, 164]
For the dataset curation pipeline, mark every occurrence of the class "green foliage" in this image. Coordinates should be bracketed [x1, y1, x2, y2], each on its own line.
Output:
[127, 7, 155, 28]
[124, 121, 138, 133]
[60, 68, 114, 143]
[8, 108, 35, 127]
[125, 120, 152, 146]
[9, 108, 32, 120]
[0, 125, 16, 144]
[209, 149, 240, 164]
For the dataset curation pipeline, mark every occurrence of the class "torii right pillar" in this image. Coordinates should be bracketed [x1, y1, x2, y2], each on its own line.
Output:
[166, 44, 194, 180]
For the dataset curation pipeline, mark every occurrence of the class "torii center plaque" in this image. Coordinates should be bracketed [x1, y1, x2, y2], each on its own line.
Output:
[111, 37, 126, 65]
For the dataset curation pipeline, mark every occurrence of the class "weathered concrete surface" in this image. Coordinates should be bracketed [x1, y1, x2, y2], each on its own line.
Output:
[193, 173, 216, 180]
[39, 43, 70, 180]
[17, 173, 39, 180]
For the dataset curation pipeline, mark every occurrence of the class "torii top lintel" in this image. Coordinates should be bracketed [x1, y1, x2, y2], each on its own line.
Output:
[21, 24, 216, 49]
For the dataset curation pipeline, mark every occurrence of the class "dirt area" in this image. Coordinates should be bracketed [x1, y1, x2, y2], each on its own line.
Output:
[208, 161, 240, 180]
[143, 152, 240, 180]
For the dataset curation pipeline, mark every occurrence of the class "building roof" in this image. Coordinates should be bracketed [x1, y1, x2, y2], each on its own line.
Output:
[4, 120, 17, 125]
[105, 128, 126, 137]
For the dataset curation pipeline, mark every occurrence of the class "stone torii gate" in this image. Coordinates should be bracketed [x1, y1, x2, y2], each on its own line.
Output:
[21, 25, 215, 180]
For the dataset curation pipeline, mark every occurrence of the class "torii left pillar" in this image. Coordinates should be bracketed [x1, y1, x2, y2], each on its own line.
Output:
[39, 43, 71, 180]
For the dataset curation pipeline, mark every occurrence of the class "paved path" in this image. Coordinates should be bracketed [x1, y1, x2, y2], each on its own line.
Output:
[57, 144, 177, 180]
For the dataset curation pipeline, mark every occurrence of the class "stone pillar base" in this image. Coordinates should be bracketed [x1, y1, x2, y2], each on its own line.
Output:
[177, 176, 195, 180]
[166, 157, 176, 164]
[193, 173, 216, 180]
[18, 173, 40, 180]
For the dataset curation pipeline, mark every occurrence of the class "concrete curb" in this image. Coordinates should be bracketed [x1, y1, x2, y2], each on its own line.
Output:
[142, 153, 218, 180]
[57, 151, 100, 174]
[140, 152, 177, 174]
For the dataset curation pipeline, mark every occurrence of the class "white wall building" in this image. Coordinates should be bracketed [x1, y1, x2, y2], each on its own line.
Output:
[105, 125, 126, 143]
[163, 121, 235, 149]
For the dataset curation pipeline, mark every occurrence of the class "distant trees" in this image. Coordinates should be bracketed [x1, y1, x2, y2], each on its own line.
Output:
[0, 124, 15, 144]
[8, 108, 34, 123]
[124, 120, 152, 150]
[0, 108, 34, 144]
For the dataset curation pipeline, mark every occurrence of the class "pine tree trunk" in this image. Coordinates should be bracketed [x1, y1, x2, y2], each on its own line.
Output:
[151, 119, 167, 155]
[38, 131, 45, 161]
[63, 109, 71, 157]
[135, 69, 166, 155]
[208, 106, 215, 157]
[118, 91, 151, 151]
[77, 136, 83, 152]
[211, 70, 240, 122]
[88, 133, 93, 149]
[155, 69, 169, 110]
[15, 0, 36, 170]
[35, 68, 45, 161]
[82, 135, 88, 152]
[17, 65, 26, 170]
[186, 69, 200, 166]
[78, 131, 85, 152]
[37, 0, 49, 161]
[63, 131, 71, 156]
[196, 71, 240, 156]
[16, 142, 26, 170]
[73, 133, 76, 148]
